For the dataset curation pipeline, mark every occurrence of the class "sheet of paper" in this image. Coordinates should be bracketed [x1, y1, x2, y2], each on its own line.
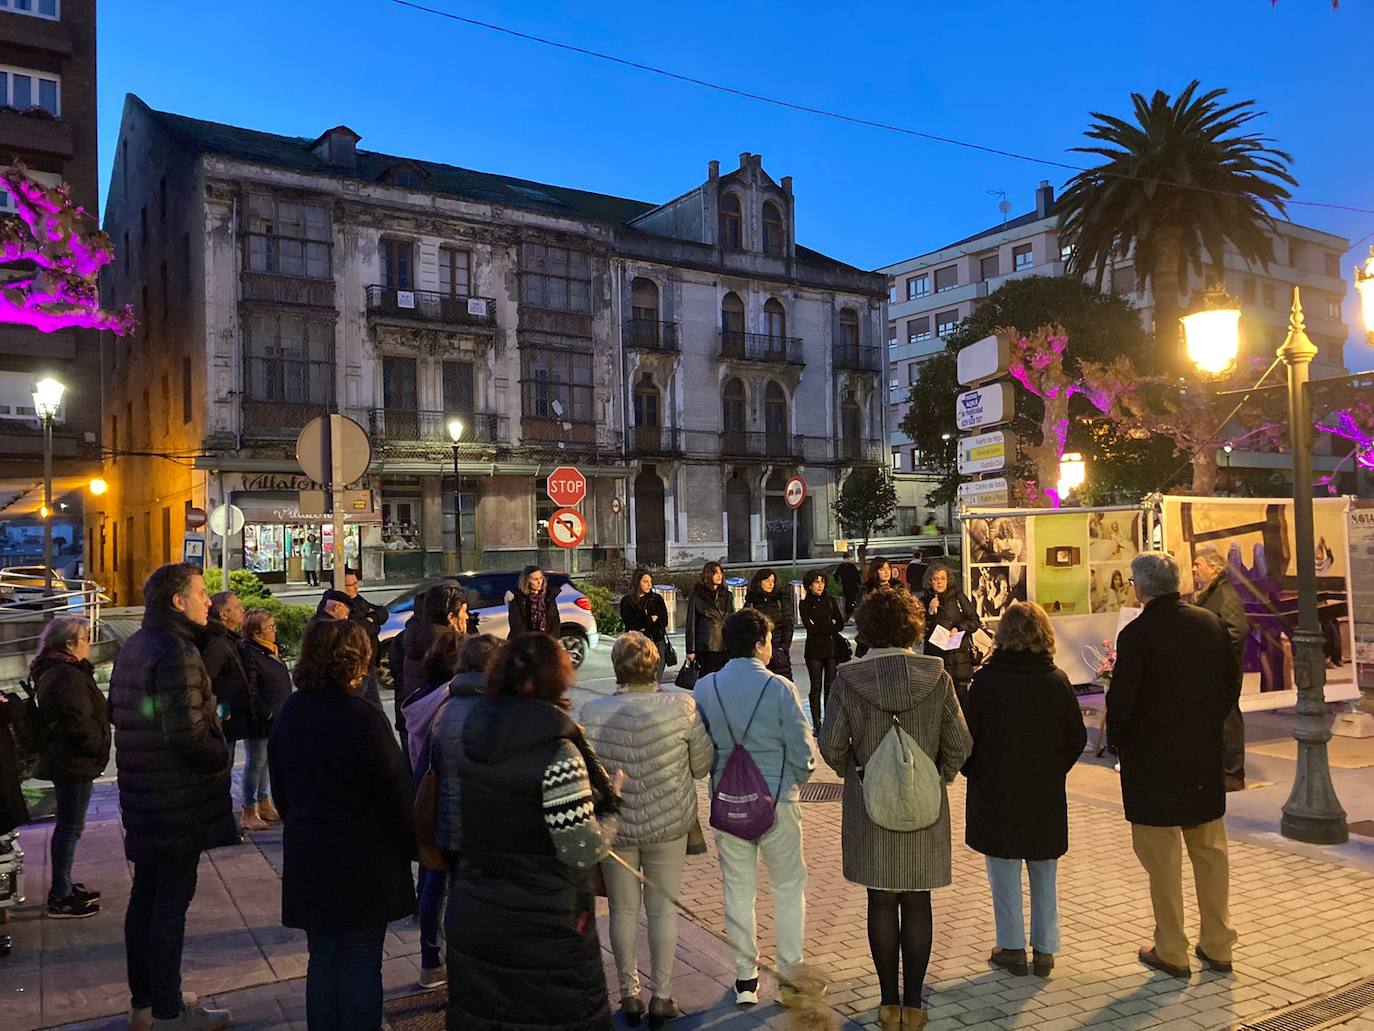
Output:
[930, 625, 963, 650]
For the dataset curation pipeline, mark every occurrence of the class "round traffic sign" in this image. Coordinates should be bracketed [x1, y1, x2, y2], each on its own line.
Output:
[548, 507, 587, 549]
[546, 466, 587, 508]
[610, 496, 623, 516]
[186, 506, 208, 530]
[208, 504, 245, 536]
[784, 475, 807, 510]
[296, 414, 372, 486]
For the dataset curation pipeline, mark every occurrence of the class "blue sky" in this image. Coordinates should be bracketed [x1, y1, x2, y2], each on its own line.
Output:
[99, 0, 1374, 361]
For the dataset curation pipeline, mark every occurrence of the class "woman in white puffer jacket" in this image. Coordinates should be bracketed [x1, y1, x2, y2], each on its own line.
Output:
[582, 631, 714, 1029]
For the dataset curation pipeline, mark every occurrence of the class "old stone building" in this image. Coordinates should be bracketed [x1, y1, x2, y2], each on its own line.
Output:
[94, 95, 887, 600]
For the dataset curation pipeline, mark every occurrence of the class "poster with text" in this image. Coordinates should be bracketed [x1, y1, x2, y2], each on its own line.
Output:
[1035, 513, 1090, 615]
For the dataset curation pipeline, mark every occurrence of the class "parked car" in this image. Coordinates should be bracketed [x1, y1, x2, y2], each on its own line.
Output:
[378, 570, 598, 668]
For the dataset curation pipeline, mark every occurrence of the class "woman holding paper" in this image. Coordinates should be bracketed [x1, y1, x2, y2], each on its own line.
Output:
[920, 564, 982, 707]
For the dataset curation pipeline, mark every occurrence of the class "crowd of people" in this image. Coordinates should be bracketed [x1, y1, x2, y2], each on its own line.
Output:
[0, 546, 1246, 1031]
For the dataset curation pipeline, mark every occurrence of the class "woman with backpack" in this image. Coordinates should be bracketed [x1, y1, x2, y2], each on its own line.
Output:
[818, 588, 971, 1031]
[798, 570, 846, 727]
[31, 616, 108, 919]
[745, 567, 794, 677]
[963, 602, 1085, 979]
[685, 561, 733, 677]
[920, 563, 983, 708]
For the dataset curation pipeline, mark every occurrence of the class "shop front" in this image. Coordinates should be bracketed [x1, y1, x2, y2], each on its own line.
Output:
[231, 490, 379, 585]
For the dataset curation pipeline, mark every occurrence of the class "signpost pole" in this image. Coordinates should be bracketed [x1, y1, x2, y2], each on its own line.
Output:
[330, 415, 346, 592]
[792, 507, 798, 569]
[219, 471, 229, 585]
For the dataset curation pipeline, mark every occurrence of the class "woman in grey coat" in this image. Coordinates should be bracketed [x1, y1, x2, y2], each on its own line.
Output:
[819, 588, 972, 1031]
[582, 632, 713, 1028]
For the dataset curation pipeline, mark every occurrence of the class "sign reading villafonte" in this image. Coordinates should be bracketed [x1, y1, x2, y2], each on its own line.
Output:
[957, 430, 1017, 476]
[955, 381, 1015, 432]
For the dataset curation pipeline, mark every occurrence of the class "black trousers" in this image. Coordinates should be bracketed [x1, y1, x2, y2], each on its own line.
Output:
[126, 852, 201, 1019]
[804, 658, 837, 727]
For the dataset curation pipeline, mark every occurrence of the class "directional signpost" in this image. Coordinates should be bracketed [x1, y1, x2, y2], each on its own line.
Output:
[297, 414, 373, 590]
[546, 466, 587, 573]
[954, 332, 1018, 517]
[957, 430, 1017, 476]
[785, 474, 807, 564]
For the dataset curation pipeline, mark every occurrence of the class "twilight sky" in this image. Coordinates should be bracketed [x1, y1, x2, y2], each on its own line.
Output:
[98, 0, 1374, 362]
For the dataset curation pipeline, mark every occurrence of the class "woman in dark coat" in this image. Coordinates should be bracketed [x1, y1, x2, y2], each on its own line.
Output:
[798, 569, 846, 726]
[684, 561, 733, 676]
[446, 633, 622, 1031]
[619, 567, 670, 680]
[237, 607, 294, 825]
[508, 565, 562, 638]
[203, 592, 273, 831]
[855, 557, 904, 658]
[268, 618, 416, 1031]
[963, 602, 1086, 978]
[921, 563, 983, 707]
[745, 566, 794, 676]
[31, 616, 110, 916]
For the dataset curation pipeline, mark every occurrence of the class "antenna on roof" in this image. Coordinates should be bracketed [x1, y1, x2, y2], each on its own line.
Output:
[989, 189, 1011, 225]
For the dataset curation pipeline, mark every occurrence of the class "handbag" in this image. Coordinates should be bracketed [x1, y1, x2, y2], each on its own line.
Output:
[833, 634, 853, 663]
[663, 638, 679, 668]
[414, 766, 446, 871]
[675, 660, 699, 690]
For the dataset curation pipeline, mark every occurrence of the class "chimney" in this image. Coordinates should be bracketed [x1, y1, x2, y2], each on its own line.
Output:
[1036, 179, 1054, 219]
[739, 151, 752, 170]
[781, 175, 793, 196]
[708, 159, 719, 179]
[311, 126, 361, 172]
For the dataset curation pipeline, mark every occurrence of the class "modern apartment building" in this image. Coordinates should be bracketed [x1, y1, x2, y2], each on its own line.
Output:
[0, 0, 99, 570]
[94, 96, 887, 602]
[880, 180, 1352, 475]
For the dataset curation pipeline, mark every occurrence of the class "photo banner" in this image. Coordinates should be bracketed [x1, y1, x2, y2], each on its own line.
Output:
[1348, 501, 1374, 700]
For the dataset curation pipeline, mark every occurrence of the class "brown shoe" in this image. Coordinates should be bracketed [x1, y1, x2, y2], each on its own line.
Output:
[1032, 950, 1054, 977]
[619, 995, 644, 1028]
[239, 804, 270, 832]
[902, 1006, 929, 1030]
[1195, 945, 1233, 973]
[257, 798, 281, 822]
[647, 997, 681, 1029]
[1138, 946, 1190, 978]
[877, 1004, 901, 1031]
[989, 947, 1029, 976]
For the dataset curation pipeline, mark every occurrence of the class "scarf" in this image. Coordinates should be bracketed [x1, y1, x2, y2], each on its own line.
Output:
[528, 587, 548, 629]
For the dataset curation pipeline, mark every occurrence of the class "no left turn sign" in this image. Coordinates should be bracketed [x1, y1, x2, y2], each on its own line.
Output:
[549, 507, 587, 549]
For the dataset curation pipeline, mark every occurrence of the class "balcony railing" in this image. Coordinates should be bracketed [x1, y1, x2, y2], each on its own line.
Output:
[720, 431, 805, 461]
[368, 409, 507, 445]
[719, 330, 805, 366]
[833, 343, 881, 373]
[625, 318, 679, 353]
[833, 437, 885, 464]
[365, 285, 496, 327]
[628, 425, 682, 455]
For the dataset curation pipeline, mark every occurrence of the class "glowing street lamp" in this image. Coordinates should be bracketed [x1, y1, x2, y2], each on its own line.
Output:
[447, 416, 465, 572]
[1057, 452, 1086, 501]
[1355, 247, 1374, 343]
[88, 477, 107, 496]
[1180, 287, 1242, 376]
[32, 376, 64, 596]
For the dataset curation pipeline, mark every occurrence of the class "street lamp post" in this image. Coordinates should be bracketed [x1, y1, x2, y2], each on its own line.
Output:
[1181, 287, 1347, 844]
[32, 377, 65, 597]
[1222, 442, 1234, 495]
[447, 417, 464, 573]
[941, 432, 954, 532]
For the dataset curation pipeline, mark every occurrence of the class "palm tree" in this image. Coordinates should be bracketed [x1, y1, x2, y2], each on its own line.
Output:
[1057, 81, 1296, 368]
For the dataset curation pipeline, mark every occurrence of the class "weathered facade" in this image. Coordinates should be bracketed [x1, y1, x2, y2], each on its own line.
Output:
[94, 97, 887, 601]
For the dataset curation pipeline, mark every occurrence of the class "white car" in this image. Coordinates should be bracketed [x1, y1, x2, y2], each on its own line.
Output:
[379, 570, 599, 667]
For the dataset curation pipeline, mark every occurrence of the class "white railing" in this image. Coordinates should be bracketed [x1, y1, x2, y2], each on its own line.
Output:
[0, 576, 110, 654]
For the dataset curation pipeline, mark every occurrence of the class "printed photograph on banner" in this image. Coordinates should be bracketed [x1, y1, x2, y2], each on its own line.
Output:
[1088, 512, 1141, 562]
[971, 564, 1027, 622]
[1090, 563, 1134, 614]
[967, 515, 1026, 565]
[1034, 513, 1091, 615]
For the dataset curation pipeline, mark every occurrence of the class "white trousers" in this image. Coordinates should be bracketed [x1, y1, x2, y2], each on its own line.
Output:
[713, 800, 807, 980]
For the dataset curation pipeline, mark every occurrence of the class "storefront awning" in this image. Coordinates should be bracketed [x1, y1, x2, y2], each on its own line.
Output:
[230, 490, 381, 526]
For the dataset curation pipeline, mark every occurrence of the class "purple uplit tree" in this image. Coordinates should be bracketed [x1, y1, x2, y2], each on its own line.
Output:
[0, 164, 135, 334]
[1006, 326, 1138, 507]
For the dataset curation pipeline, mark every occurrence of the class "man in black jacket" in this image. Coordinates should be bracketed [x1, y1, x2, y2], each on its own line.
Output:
[1108, 552, 1240, 980]
[316, 569, 388, 711]
[1192, 548, 1250, 791]
[111, 563, 236, 1029]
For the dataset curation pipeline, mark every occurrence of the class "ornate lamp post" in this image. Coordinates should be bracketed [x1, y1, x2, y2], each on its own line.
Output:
[1222, 442, 1234, 495]
[1181, 287, 1347, 844]
[447, 417, 465, 573]
[32, 376, 64, 597]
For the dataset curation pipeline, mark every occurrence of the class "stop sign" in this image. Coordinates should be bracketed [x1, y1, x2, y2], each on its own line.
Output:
[546, 466, 587, 508]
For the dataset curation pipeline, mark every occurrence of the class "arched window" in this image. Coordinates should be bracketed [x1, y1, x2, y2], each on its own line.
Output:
[722, 377, 746, 433]
[630, 277, 660, 348]
[762, 201, 785, 257]
[719, 193, 743, 249]
[764, 381, 788, 437]
[633, 372, 660, 428]
[764, 298, 786, 340]
[721, 292, 746, 357]
[839, 308, 860, 350]
[840, 393, 863, 460]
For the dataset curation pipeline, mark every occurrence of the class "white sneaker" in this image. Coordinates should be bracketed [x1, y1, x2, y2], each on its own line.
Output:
[149, 1000, 232, 1029]
[734, 978, 759, 1006]
[418, 964, 447, 989]
[128, 993, 199, 1031]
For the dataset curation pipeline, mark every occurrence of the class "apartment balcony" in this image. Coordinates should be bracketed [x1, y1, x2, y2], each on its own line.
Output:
[720, 431, 805, 461]
[368, 409, 508, 446]
[627, 425, 682, 456]
[240, 400, 332, 441]
[832, 343, 881, 373]
[0, 108, 72, 158]
[365, 285, 497, 329]
[719, 331, 805, 367]
[831, 437, 885, 464]
[625, 318, 679, 353]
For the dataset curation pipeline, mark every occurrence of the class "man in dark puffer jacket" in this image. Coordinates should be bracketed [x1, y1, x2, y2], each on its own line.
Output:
[110, 562, 236, 1029]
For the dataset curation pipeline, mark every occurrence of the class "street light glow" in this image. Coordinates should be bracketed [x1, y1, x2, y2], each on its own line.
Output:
[32, 376, 65, 419]
[1058, 451, 1086, 497]
[1355, 246, 1374, 341]
[88, 477, 108, 495]
[1181, 307, 1241, 376]
[447, 417, 464, 444]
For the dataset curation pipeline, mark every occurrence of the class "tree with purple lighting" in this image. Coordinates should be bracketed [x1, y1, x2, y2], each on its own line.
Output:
[0, 163, 135, 334]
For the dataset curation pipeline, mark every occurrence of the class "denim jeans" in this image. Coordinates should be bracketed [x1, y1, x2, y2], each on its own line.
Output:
[418, 865, 448, 970]
[49, 779, 94, 901]
[126, 852, 201, 1020]
[984, 856, 1060, 953]
[305, 928, 386, 1031]
[235, 737, 270, 807]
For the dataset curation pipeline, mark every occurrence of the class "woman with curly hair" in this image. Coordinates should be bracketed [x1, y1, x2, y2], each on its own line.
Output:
[268, 618, 416, 1031]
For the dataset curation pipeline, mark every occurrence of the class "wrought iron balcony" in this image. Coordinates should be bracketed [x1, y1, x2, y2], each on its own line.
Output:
[625, 318, 679, 353]
[833, 436, 885, 463]
[365, 285, 496, 327]
[832, 343, 881, 373]
[720, 431, 805, 460]
[368, 409, 507, 445]
[628, 425, 682, 456]
[719, 330, 805, 366]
